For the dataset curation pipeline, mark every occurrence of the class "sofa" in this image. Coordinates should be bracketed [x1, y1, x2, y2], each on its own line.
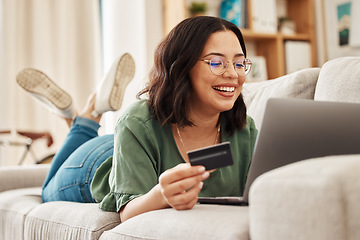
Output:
[1, 56, 359, 240]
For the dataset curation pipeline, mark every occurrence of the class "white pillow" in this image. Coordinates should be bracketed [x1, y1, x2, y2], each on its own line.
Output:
[243, 68, 320, 129]
[315, 57, 360, 103]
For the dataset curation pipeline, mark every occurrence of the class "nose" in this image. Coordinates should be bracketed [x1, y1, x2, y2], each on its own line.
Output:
[223, 62, 238, 78]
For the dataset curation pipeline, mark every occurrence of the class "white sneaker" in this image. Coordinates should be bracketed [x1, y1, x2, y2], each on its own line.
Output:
[16, 68, 76, 119]
[92, 53, 135, 118]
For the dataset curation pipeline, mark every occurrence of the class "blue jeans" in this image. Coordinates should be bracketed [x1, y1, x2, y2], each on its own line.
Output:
[42, 117, 114, 203]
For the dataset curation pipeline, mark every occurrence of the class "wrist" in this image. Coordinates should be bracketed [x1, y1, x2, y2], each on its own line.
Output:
[153, 184, 170, 209]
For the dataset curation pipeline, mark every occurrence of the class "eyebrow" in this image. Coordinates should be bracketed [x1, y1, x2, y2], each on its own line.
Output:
[203, 52, 245, 58]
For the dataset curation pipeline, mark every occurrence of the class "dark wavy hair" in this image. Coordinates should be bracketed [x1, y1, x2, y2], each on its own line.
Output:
[137, 16, 247, 136]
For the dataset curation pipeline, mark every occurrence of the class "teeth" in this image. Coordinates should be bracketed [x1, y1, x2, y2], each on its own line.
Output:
[213, 86, 235, 92]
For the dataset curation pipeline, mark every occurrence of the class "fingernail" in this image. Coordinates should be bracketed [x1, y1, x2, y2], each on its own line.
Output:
[198, 182, 204, 189]
[198, 166, 206, 172]
[202, 171, 210, 179]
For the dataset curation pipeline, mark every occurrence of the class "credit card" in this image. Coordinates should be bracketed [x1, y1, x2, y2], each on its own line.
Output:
[188, 142, 234, 170]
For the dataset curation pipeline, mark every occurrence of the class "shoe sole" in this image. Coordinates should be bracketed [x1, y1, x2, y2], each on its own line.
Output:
[16, 69, 72, 110]
[108, 53, 136, 110]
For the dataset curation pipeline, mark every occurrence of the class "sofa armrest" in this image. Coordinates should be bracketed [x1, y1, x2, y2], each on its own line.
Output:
[100, 204, 250, 240]
[249, 154, 360, 240]
[0, 164, 50, 192]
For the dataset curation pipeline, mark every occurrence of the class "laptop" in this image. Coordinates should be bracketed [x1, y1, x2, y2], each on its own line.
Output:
[198, 98, 360, 205]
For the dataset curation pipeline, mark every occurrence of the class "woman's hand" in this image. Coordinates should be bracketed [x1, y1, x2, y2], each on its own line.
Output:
[120, 163, 209, 222]
[159, 163, 210, 210]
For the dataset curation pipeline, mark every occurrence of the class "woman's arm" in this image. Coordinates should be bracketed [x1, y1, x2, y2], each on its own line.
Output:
[120, 164, 209, 222]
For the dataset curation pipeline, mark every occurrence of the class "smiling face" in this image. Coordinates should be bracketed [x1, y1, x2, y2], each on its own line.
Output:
[188, 30, 246, 117]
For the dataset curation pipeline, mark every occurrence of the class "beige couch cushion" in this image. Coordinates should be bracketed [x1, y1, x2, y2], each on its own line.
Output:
[315, 57, 360, 103]
[100, 204, 250, 240]
[249, 154, 360, 240]
[243, 68, 320, 128]
[0, 187, 42, 240]
[24, 202, 120, 240]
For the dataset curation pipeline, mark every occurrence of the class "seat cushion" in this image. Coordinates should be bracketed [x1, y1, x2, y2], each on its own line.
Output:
[24, 201, 120, 240]
[100, 204, 250, 240]
[243, 68, 320, 128]
[315, 57, 360, 103]
[0, 187, 43, 240]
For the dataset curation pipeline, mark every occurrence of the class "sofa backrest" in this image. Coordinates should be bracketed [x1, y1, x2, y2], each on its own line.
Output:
[314, 57, 360, 103]
[243, 68, 320, 129]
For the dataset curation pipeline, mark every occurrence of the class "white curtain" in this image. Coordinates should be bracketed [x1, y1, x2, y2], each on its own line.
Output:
[100, 0, 163, 133]
[0, 0, 102, 165]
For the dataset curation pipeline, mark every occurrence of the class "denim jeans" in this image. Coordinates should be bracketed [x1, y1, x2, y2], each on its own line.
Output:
[42, 117, 114, 203]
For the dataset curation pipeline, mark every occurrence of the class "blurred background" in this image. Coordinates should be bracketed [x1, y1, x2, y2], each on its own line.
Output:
[0, 0, 359, 166]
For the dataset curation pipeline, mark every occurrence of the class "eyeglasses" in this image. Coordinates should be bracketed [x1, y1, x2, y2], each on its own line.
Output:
[199, 56, 252, 76]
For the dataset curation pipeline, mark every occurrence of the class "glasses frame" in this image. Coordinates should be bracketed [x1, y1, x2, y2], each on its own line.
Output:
[200, 57, 252, 77]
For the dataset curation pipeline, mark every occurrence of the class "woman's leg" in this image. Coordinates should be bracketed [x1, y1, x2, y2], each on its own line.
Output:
[42, 116, 101, 189]
[16, 53, 135, 202]
[42, 133, 114, 203]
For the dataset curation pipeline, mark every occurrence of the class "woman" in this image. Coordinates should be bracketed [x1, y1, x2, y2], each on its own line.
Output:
[92, 16, 257, 221]
[17, 16, 257, 222]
